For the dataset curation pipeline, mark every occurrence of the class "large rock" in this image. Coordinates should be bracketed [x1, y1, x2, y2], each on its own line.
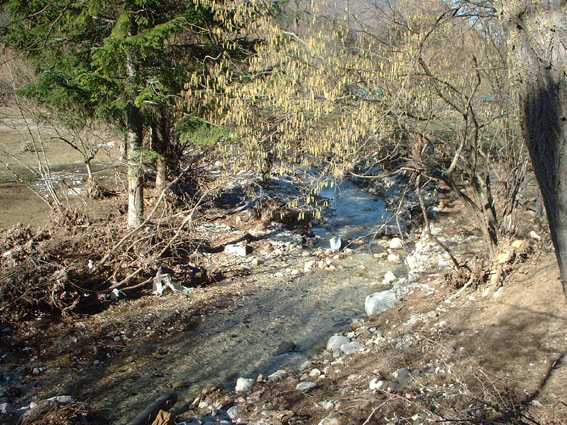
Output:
[389, 237, 403, 250]
[224, 242, 249, 257]
[326, 335, 350, 352]
[365, 290, 399, 316]
[329, 236, 342, 253]
[341, 342, 365, 354]
[227, 406, 239, 419]
[296, 381, 317, 392]
[0, 403, 13, 414]
[383, 271, 397, 283]
[235, 377, 254, 393]
[387, 253, 401, 263]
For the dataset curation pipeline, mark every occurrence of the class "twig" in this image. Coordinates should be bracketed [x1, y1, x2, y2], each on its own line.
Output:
[111, 266, 145, 290]
[94, 162, 195, 271]
[362, 401, 388, 425]
[118, 277, 154, 292]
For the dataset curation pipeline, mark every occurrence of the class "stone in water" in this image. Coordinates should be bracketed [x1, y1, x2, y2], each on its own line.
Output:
[329, 236, 342, 253]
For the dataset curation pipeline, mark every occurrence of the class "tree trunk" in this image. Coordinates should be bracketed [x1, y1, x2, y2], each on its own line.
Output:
[125, 8, 143, 228]
[471, 173, 499, 257]
[127, 102, 144, 228]
[155, 157, 167, 194]
[501, 1, 567, 297]
[153, 111, 170, 195]
[85, 158, 98, 199]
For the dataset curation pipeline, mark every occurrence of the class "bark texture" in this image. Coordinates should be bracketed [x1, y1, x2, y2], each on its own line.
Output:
[502, 0, 567, 296]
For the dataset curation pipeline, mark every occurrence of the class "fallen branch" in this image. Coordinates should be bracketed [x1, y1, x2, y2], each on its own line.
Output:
[362, 401, 388, 425]
[125, 392, 178, 425]
[157, 186, 216, 258]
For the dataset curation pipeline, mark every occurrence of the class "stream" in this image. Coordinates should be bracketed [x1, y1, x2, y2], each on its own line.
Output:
[97, 179, 408, 423]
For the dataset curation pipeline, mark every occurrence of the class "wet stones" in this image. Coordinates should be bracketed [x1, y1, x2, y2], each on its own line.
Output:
[276, 341, 297, 354]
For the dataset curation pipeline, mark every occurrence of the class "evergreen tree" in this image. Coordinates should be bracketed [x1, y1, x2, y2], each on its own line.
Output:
[1, 0, 260, 227]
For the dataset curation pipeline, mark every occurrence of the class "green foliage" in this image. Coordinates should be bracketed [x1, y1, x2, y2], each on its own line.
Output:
[1, 0, 262, 141]
[176, 115, 234, 146]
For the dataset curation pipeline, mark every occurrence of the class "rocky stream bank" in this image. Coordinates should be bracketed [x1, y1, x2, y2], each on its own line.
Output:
[1, 172, 566, 425]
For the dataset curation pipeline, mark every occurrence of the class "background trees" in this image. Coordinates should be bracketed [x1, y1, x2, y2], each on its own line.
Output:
[1, 0, 260, 227]
[4, 0, 567, 296]
[209, 0, 525, 257]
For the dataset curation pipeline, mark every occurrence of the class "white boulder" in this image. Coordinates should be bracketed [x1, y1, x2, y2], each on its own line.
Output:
[389, 237, 403, 250]
[326, 335, 350, 352]
[330, 236, 342, 253]
[383, 271, 397, 283]
[296, 381, 317, 392]
[387, 253, 401, 263]
[235, 377, 254, 393]
[341, 342, 365, 354]
[365, 290, 399, 316]
[224, 242, 249, 257]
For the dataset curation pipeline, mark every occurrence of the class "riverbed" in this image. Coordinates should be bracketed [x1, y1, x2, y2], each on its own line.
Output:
[83, 179, 408, 423]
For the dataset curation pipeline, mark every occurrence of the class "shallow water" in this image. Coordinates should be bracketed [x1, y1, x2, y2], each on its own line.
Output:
[314, 179, 394, 243]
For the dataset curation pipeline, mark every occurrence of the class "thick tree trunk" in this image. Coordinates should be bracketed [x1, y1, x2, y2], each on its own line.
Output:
[127, 103, 144, 228]
[502, 1, 567, 297]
